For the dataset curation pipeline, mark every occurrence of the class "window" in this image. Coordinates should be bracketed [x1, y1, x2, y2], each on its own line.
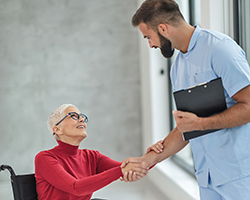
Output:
[169, 0, 201, 175]
[237, 0, 250, 63]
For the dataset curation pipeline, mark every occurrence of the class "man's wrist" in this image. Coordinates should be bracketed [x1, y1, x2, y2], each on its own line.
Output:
[198, 117, 210, 131]
[141, 152, 157, 169]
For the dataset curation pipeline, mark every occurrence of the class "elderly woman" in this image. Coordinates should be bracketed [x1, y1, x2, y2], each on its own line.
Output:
[35, 104, 149, 200]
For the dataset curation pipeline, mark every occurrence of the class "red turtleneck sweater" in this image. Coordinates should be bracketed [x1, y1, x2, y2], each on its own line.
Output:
[35, 141, 122, 200]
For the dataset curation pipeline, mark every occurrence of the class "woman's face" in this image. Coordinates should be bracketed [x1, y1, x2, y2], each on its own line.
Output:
[58, 106, 87, 141]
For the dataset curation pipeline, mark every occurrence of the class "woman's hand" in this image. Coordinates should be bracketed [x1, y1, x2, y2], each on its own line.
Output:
[146, 140, 164, 153]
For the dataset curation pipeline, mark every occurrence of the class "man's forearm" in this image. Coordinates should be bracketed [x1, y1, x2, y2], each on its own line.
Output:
[201, 101, 250, 131]
[120, 128, 188, 182]
[174, 85, 250, 134]
[141, 128, 189, 168]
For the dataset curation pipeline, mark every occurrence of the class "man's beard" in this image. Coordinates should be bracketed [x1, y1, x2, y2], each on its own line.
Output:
[157, 32, 175, 58]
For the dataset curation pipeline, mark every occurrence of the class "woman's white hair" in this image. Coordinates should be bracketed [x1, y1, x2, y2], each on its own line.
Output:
[47, 104, 75, 140]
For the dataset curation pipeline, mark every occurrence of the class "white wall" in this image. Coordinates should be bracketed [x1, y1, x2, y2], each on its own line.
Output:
[0, 0, 142, 181]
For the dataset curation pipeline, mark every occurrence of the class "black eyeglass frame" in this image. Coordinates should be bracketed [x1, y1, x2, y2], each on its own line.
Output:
[55, 112, 88, 126]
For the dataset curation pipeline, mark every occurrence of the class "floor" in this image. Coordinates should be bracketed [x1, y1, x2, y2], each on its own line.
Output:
[0, 177, 169, 200]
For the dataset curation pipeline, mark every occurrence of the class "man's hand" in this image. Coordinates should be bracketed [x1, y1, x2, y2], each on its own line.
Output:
[120, 141, 164, 182]
[120, 162, 148, 182]
[146, 140, 164, 153]
[120, 157, 149, 182]
[172, 110, 202, 133]
[120, 157, 143, 168]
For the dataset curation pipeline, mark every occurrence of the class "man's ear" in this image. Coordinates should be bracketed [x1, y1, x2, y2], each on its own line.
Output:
[158, 23, 169, 36]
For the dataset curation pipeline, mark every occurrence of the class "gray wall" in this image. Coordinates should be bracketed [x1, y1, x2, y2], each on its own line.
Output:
[0, 0, 141, 181]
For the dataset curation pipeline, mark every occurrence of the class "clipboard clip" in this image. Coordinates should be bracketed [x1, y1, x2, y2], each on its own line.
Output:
[187, 82, 207, 89]
[187, 82, 207, 93]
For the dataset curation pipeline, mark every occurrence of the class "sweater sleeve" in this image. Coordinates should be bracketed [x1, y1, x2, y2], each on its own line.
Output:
[35, 151, 123, 196]
[95, 152, 122, 173]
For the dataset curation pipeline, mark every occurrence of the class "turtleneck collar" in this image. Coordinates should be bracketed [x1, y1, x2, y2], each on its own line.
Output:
[54, 140, 79, 156]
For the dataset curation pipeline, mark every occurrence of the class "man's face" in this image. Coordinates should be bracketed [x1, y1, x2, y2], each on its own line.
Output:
[138, 23, 174, 58]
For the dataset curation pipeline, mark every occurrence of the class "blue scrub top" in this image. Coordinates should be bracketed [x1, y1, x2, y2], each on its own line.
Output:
[170, 26, 250, 187]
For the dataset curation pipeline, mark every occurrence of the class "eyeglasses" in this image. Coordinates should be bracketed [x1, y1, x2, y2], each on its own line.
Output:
[55, 112, 88, 126]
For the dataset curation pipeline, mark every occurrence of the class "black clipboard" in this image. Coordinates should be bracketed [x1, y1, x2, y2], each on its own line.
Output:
[173, 78, 227, 140]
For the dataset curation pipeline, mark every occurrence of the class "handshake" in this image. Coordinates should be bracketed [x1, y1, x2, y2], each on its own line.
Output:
[120, 140, 164, 182]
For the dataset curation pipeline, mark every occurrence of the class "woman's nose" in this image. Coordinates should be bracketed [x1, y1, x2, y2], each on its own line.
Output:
[78, 118, 87, 126]
[78, 116, 85, 122]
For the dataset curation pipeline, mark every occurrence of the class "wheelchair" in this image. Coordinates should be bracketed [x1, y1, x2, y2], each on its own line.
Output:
[0, 164, 106, 200]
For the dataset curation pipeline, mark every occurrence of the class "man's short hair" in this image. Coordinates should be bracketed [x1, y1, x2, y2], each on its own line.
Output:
[132, 0, 184, 31]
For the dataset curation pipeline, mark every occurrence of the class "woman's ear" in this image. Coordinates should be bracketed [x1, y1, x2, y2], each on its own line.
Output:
[53, 125, 62, 136]
[158, 23, 169, 36]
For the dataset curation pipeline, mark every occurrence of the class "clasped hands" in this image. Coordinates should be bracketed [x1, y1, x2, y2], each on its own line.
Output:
[119, 111, 201, 182]
[120, 140, 164, 182]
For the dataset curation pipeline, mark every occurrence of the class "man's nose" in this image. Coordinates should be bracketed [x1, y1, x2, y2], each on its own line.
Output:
[148, 40, 154, 48]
